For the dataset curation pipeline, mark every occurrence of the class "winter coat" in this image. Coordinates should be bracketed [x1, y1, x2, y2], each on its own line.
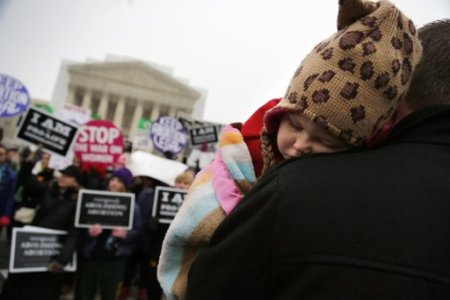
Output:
[19, 175, 50, 209]
[137, 187, 155, 230]
[32, 181, 79, 264]
[186, 105, 450, 299]
[0, 163, 17, 217]
[136, 186, 155, 251]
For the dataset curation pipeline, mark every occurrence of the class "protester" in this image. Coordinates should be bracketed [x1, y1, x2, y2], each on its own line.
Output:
[0, 165, 82, 300]
[142, 178, 171, 300]
[157, 0, 423, 298]
[80, 165, 108, 191]
[75, 167, 142, 300]
[19, 153, 55, 206]
[185, 14, 450, 300]
[174, 171, 194, 190]
[13, 151, 56, 227]
[31, 152, 54, 179]
[15, 146, 34, 191]
[5, 148, 19, 172]
[0, 144, 17, 238]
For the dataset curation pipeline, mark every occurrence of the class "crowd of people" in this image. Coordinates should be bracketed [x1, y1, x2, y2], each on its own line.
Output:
[1, 0, 449, 299]
[0, 144, 194, 300]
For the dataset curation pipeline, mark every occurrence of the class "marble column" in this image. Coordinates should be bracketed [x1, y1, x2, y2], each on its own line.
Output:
[97, 93, 109, 119]
[150, 102, 160, 121]
[113, 96, 126, 128]
[129, 100, 144, 140]
[81, 90, 92, 110]
[66, 86, 76, 104]
[169, 106, 177, 117]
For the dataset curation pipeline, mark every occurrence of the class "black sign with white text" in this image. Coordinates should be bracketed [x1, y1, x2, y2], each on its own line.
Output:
[152, 186, 187, 224]
[124, 140, 133, 153]
[16, 107, 78, 157]
[75, 189, 135, 229]
[9, 227, 76, 273]
[189, 125, 218, 146]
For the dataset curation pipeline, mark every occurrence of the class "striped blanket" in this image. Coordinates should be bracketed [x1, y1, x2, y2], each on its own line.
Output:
[157, 124, 257, 300]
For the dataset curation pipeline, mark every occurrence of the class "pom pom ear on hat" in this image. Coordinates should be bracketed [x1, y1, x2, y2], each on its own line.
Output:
[337, 0, 379, 30]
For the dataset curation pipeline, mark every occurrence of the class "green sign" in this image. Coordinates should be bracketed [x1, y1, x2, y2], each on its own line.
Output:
[91, 113, 102, 120]
[138, 118, 152, 130]
[33, 103, 54, 114]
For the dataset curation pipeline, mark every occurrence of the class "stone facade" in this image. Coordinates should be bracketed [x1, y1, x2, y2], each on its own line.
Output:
[1, 58, 204, 153]
[64, 59, 203, 141]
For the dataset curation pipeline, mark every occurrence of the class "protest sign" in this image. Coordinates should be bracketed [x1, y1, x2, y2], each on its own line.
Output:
[151, 186, 187, 224]
[49, 103, 92, 170]
[75, 189, 134, 229]
[73, 120, 124, 168]
[58, 103, 91, 126]
[124, 140, 133, 153]
[189, 125, 218, 146]
[127, 151, 188, 186]
[150, 116, 187, 156]
[16, 107, 79, 157]
[0, 74, 30, 118]
[9, 226, 76, 273]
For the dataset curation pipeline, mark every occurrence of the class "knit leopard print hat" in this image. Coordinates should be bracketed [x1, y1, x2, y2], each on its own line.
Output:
[261, 0, 422, 173]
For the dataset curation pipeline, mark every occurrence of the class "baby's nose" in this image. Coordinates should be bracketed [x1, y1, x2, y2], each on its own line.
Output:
[293, 133, 312, 154]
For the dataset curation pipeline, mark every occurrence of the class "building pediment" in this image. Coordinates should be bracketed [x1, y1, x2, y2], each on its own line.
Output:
[68, 60, 200, 99]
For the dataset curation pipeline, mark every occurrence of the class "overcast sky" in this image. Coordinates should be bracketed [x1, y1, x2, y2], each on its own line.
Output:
[0, 0, 448, 124]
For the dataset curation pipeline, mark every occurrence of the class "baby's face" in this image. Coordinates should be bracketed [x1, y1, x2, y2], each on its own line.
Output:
[277, 113, 349, 159]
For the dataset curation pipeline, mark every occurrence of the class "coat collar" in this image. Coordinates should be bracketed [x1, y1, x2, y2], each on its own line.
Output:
[381, 104, 450, 146]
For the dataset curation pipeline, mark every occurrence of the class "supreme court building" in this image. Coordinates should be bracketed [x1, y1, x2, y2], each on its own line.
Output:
[57, 57, 204, 141]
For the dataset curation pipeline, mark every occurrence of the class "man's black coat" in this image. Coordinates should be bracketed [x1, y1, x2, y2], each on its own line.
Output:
[186, 105, 450, 299]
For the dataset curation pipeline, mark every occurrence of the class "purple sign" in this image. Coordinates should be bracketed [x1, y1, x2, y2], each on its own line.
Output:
[0, 74, 31, 118]
[150, 116, 187, 155]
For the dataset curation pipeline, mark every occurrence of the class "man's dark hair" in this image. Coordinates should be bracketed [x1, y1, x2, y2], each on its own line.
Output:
[406, 19, 450, 110]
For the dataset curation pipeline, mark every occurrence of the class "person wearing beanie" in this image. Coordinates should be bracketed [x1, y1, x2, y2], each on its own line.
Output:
[110, 167, 133, 191]
[185, 12, 450, 300]
[75, 167, 143, 300]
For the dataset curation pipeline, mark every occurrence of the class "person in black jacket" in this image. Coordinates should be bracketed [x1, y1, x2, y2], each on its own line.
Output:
[75, 167, 143, 300]
[185, 18, 450, 300]
[0, 165, 82, 300]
